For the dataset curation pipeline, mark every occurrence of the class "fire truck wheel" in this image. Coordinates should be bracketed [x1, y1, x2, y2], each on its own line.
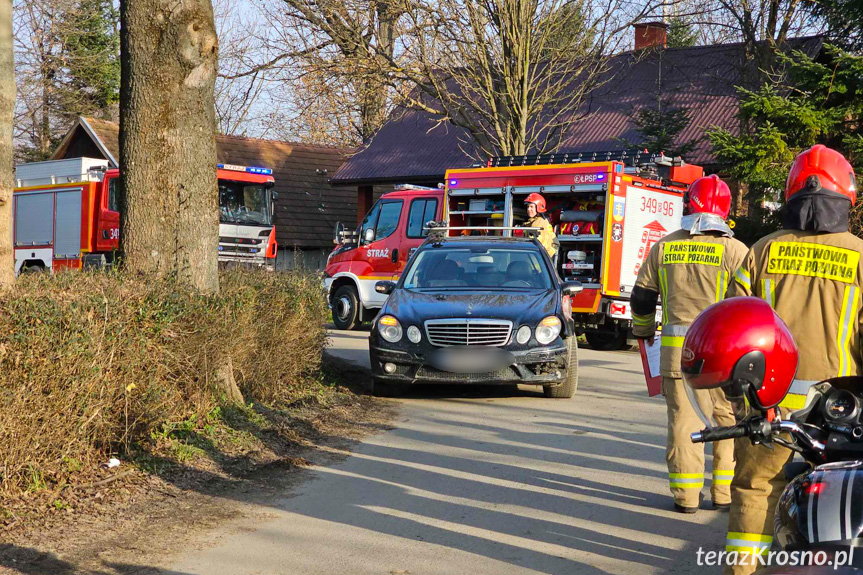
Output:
[585, 330, 628, 351]
[371, 377, 408, 397]
[22, 264, 47, 274]
[332, 285, 361, 330]
[544, 337, 577, 398]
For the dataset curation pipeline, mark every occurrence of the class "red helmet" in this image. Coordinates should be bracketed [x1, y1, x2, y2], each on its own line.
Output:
[681, 297, 798, 411]
[688, 175, 732, 219]
[786, 144, 857, 205]
[524, 193, 546, 213]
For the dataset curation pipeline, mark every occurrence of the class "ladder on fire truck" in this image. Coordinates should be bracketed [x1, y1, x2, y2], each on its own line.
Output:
[486, 149, 687, 168]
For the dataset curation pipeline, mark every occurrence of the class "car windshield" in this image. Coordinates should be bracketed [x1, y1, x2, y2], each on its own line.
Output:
[219, 181, 273, 226]
[402, 247, 553, 290]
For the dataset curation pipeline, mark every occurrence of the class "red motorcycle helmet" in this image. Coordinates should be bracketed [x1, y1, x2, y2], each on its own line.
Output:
[524, 193, 547, 213]
[786, 144, 857, 205]
[688, 175, 732, 219]
[681, 297, 798, 411]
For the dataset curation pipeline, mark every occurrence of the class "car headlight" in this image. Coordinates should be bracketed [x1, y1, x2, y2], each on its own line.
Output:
[535, 316, 562, 345]
[378, 315, 403, 343]
[516, 325, 531, 344]
[407, 325, 421, 343]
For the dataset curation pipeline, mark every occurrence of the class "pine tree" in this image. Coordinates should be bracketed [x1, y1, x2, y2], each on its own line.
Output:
[708, 45, 863, 240]
[666, 17, 698, 49]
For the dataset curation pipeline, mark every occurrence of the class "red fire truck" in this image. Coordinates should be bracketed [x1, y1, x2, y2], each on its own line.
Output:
[325, 151, 703, 348]
[13, 158, 278, 274]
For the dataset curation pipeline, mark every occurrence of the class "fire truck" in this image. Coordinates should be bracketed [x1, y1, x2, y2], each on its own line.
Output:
[13, 157, 278, 274]
[325, 151, 703, 349]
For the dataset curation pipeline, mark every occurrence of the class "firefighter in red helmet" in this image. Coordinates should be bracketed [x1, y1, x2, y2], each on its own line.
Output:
[723, 145, 863, 575]
[523, 193, 558, 259]
[631, 175, 748, 513]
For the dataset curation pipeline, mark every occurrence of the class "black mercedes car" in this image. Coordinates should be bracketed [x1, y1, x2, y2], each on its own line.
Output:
[368, 234, 582, 397]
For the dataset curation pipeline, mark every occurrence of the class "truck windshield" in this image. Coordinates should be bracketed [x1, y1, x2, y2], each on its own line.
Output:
[219, 181, 273, 226]
[403, 247, 552, 290]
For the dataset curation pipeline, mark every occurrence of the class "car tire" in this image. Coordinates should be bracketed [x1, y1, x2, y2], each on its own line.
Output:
[332, 285, 361, 330]
[585, 330, 628, 351]
[371, 377, 408, 397]
[544, 337, 578, 398]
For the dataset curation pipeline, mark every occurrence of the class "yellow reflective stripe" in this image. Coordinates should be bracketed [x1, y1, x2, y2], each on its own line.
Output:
[715, 270, 728, 302]
[734, 267, 751, 290]
[713, 469, 733, 485]
[658, 268, 669, 324]
[837, 286, 859, 377]
[726, 532, 772, 553]
[669, 474, 704, 488]
[632, 314, 655, 327]
[761, 279, 775, 308]
[779, 393, 808, 410]
[661, 336, 685, 347]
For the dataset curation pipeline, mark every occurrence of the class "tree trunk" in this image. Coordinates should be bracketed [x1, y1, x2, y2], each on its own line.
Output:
[0, 0, 15, 287]
[119, 0, 220, 294]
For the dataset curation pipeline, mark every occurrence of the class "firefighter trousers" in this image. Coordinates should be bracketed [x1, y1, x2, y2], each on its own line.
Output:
[724, 433, 794, 575]
[663, 377, 736, 508]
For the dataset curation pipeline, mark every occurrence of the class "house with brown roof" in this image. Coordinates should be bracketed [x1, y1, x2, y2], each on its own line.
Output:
[332, 27, 823, 217]
[51, 117, 355, 269]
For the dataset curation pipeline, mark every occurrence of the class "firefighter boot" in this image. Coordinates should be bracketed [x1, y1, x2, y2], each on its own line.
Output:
[664, 377, 706, 511]
[724, 437, 794, 575]
[709, 385, 736, 509]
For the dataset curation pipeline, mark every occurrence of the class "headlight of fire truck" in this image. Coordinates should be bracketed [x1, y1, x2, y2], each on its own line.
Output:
[535, 316, 562, 345]
[378, 315, 403, 343]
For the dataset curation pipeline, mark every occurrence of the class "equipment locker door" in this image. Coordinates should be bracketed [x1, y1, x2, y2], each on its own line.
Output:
[53, 189, 83, 260]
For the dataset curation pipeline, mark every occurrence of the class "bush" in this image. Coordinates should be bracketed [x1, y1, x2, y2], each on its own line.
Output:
[0, 269, 328, 496]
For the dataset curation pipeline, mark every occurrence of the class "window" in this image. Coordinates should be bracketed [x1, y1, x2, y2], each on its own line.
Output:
[360, 201, 382, 243]
[374, 201, 403, 241]
[407, 198, 439, 238]
[402, 248, 552, 290]
[107, 178, 120, 212]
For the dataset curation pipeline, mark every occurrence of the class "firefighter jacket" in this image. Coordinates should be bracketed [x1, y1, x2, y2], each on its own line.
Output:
[524, 215, 558, 258]
[727, 229, 863, 410]
[633, 229, 748, 378]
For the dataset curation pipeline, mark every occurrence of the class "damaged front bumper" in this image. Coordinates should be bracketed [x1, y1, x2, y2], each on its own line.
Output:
[369, 343, 570, 386]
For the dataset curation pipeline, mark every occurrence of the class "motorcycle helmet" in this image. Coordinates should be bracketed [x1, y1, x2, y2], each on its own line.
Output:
[786, 144, 856, 205]
[681, 297, 798, 411]
[688, 175, 732, 219]
[524, 193, 547, 213]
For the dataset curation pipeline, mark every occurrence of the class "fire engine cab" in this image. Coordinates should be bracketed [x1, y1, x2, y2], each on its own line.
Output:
[13, 158, 278, 274]
[325, 151, 703, 349]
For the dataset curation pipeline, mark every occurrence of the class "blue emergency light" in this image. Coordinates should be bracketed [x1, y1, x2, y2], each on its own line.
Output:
[217, 163, 273, 176]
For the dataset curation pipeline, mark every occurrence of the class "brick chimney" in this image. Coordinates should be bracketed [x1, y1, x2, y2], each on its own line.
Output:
[634, 21, 668, 50]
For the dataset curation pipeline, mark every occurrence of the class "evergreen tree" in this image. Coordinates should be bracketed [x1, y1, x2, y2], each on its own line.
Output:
[666, 17, 698, 49]
[627, 99, 699, 158]
[708, 45, 863, 240]
[57, 0, 120, 117]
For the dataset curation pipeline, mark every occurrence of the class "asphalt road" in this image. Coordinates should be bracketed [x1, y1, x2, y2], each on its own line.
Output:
[165, 331, 727, 575]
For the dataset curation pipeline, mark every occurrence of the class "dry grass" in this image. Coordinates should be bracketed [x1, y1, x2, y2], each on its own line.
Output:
[0, 269, 329, 498]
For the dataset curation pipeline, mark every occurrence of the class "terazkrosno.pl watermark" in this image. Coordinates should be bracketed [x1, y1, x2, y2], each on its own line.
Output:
[696, 547, 855, 569]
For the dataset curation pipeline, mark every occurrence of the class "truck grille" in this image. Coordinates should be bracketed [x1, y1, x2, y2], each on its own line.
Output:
[424, 319, 512, 347]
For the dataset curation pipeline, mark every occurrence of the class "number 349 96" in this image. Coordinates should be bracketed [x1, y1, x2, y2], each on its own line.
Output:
[640, 197, 674, 216]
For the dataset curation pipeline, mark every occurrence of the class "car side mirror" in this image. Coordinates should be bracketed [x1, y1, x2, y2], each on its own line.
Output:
[375, 281, 396, 295]
[561, 280, 583, 295]
[363, 228, 376, 243]
[271, 191, 279, 200]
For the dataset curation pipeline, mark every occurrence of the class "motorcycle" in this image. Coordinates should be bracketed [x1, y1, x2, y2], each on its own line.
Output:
[692, 376, 863, 572]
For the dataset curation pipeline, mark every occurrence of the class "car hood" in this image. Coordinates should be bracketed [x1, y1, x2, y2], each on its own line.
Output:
[383, 289, 558, 324]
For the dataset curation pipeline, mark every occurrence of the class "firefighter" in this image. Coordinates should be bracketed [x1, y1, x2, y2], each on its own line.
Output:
[631, 175, 748, 513]
[523, 193, 558, 259]
[723, 145, 863, 575]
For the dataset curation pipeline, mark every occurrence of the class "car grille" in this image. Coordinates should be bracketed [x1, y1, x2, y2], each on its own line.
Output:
[424, 319, 512, 347]
[416, 366, 519, 382]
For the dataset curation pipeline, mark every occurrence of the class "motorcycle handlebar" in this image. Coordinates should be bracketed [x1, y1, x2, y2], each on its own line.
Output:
[691, 420, 827, 452]
[691, 425, 748, 443]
